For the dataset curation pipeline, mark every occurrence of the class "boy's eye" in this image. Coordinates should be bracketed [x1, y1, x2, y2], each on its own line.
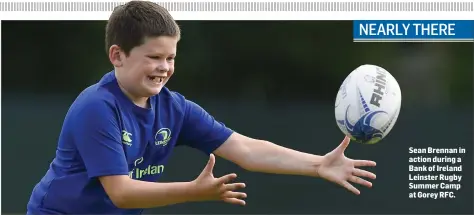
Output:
[148, 56, 175, 61]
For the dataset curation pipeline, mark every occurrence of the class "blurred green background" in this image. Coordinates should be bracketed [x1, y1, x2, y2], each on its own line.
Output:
[2, 20, 473, 214]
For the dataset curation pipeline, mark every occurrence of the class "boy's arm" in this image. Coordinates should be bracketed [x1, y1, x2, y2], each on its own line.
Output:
[215, 133, 323, 176]
[214, 133, 376, 195]
[99, 153, 246, 208]
[99, 176, 195, 208]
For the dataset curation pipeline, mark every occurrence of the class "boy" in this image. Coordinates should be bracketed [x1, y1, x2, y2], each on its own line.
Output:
[27, 1, 376, 214]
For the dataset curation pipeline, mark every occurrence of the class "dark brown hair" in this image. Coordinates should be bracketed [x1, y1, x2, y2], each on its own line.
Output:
[105, 1, 180, 56]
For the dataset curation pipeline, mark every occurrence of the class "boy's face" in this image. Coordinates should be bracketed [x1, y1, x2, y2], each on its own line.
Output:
[111, 36, 177, 99]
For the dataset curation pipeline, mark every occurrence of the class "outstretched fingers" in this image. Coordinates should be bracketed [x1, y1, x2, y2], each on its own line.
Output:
[216, 175, 246, 205]
[353, 159, 377, 167]
[224, 182, 246, 191]
[349, 175, 372, 188]
[221, 185, 247, 206]
[222, 190, 247, 199]
[203, 154, 216, 174]
[223, 197, 246, 206]
[340, 181, 360, 195]
[216, 173, 238, 184]
[335, 136, 351, 154]
[353, 168, 376, 180]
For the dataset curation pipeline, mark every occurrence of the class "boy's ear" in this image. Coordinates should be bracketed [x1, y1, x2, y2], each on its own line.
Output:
[108, 45, 124, 67]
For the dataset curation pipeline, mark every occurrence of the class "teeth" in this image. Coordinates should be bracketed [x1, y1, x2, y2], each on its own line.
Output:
[149, 76, 164, 84]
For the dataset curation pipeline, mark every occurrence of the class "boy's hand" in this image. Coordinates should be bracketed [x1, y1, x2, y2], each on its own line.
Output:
[191, 154, 247, 205]
[317, 136, 377, 195]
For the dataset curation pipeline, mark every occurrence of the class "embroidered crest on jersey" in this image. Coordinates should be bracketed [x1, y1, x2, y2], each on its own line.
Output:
[122, 130, 132, 146]
[154, 128, 171, 146]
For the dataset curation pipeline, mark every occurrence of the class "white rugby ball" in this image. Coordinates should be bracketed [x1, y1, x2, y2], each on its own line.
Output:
[334, 64, 401, 144]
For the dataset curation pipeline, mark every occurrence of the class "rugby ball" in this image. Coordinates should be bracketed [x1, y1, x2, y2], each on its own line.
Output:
[334, 64, 401, 144]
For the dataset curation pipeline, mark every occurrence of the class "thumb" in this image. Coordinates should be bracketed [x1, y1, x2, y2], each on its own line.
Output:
[336, 136, 351, 153]
[203, 153, 216, 174]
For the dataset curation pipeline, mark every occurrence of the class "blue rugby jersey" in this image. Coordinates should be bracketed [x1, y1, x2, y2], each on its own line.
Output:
[27, 71, 233, 214]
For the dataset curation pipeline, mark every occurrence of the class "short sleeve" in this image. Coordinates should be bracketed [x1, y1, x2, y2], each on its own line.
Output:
[178, 99, 234, 154]
[69, 98, 129, 178]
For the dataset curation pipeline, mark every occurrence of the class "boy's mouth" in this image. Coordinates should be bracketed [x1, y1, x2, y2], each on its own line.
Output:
[148, 75, 166, 84]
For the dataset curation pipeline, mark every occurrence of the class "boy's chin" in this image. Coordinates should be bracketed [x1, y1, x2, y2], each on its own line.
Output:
[143, 86, 163, 96]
